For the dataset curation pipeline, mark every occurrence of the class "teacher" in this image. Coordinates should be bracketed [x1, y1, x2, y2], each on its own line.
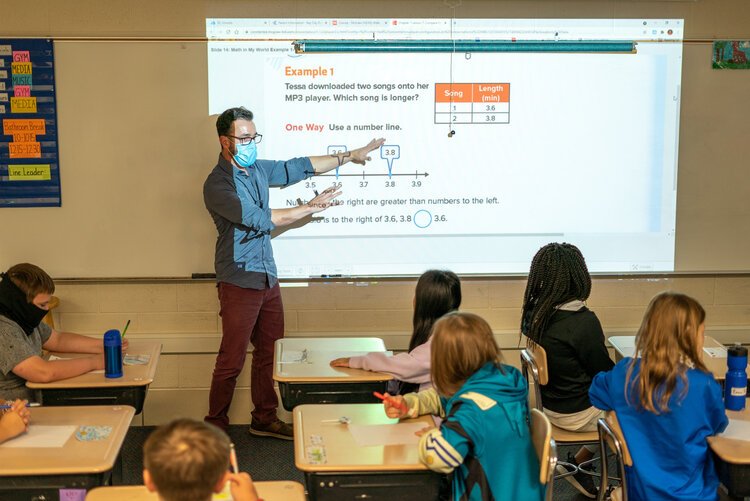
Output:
[203, 106, 384, 439]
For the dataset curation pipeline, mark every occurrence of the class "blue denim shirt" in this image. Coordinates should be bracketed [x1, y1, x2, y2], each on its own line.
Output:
[203, 154, 314, 289]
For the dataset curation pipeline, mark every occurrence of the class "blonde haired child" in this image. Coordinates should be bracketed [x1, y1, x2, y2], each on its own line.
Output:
[590, 292, 728, 500]
[384, 312, 543, 501]
[143, 419, 259, 501]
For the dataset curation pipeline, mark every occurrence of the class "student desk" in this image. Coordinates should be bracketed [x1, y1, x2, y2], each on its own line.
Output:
[27, 340, 161, 414]
[294, 403, 442, 501]
[0, 405, 135, 501]
[608, 335, 734, 380]
[274, 337, 393, 411]
[709, 406, 750, 499]
[85, 480, 306, 500]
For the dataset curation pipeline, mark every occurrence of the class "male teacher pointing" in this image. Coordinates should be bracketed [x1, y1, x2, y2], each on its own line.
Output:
[203, 106, 384, 438]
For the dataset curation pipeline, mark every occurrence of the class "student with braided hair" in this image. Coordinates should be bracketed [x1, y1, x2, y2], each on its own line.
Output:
[520, 242, 613, 498]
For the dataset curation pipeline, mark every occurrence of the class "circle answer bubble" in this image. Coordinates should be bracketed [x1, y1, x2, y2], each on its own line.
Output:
[414, 210, 432, 228]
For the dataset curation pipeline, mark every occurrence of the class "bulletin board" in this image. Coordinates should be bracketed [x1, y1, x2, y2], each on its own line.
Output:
[0, 39, 61, 207]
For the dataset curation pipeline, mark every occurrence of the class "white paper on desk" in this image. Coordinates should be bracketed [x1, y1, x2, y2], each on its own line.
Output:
[703, 346, 727, 358]
[349, 422, 425, 447]
[719, 419, 750, 442]
[313, 350, 393, 364]
[48, 354, 105, 374]
[280, 349, 307, 363]
[0, 425, 77, 448]
[280, 349, 393, 364]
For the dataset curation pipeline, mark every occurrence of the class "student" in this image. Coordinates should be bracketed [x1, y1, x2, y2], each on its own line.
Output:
[330, 269, 461, 394]
[0, 399, 30, 443]
[144, 418, 259, 501]
[520, 242, 613, 498]
[384, 312, 544, 501]
[589, 292, 728, 501]
[0, 263, 126, 401]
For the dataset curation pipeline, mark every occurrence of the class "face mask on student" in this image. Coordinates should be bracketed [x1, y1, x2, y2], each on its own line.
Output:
[0, 273, 49, 335]
[233, 141, 257, 168]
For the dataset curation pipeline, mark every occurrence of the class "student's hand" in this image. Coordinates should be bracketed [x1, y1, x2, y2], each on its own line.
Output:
[121, 338, 130, 353]
[383, 393, 410, 419]
[307, 183, 342, 214]
[330, 357, 351, 368]
[227, 472, 259, 501]
[350, 138, 386, 165]
[415, 425, 435, 437]
[0, 400, 30, 441]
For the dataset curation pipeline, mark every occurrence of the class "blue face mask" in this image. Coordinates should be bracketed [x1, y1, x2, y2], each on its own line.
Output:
[233, 141, 257, 168]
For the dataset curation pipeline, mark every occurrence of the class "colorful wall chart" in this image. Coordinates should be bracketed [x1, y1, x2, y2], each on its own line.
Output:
[0, 39, 61, 207]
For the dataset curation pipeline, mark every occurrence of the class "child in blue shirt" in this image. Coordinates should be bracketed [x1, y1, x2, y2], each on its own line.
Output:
[384, 311, 544, 501]
[589, 292, 728, 501]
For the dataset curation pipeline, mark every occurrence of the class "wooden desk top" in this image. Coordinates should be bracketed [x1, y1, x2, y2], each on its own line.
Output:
[608, 335, 733, 380]
[85, 481, 306, 501]
[274, 337, 393, 383]
[27, 340, 162, 389]
[294, 403, 433, 473]
[709, 406, 750, 464]
[0, 405, 135, 476]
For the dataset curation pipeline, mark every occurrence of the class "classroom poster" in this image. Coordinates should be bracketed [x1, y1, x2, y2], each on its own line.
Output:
[712, 40, 750, 69]
[0, 39, 61, 207]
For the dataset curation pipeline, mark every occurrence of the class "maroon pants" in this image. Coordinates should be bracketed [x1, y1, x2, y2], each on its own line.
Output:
[205, 282, 284, 430]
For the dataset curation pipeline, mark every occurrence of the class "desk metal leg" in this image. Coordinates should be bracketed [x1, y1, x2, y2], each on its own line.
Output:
[111, 453, 124, 485]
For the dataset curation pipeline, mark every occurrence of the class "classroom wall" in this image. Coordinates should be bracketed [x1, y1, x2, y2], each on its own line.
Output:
[1, 0, 750, 275]
[3, 0, 750, 424]
[50, 275, 750, 425]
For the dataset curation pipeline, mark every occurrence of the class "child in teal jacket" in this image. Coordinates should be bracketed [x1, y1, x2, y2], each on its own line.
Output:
[385, 312, 544, 501]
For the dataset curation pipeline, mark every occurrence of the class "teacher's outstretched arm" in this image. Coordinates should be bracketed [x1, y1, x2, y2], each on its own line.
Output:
[308, 137, 385, 175]
[271, 184, 342, 227]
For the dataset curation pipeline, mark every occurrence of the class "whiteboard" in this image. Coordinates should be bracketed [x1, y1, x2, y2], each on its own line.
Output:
[0, 9, 748, 277]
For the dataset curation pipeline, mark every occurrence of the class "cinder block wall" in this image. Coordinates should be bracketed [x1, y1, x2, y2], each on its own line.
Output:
[52, 276, 750, 425]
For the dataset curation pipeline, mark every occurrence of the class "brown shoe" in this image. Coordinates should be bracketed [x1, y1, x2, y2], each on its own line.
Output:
[249, 419, 293, 440]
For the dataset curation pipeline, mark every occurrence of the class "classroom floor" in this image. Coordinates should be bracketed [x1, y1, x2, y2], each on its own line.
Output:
[121, 426, 596, 500]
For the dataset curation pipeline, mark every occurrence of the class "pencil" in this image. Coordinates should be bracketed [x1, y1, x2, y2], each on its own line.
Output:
[229, 443, 239, 474]
[121, 319, 131, 339]
[373, 391, 409, 414]
[0, 402, 41, 410]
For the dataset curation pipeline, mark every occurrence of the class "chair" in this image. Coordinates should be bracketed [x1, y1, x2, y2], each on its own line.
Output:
[42, 295, 60, 329]
[520, 342, 600, 480]
[530, 408, 558, 501]
[596, 412, 632, 501]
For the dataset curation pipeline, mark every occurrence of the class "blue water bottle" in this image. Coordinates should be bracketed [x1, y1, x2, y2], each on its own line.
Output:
[725, 343, 748, 411]
[103, 329, 123, 379]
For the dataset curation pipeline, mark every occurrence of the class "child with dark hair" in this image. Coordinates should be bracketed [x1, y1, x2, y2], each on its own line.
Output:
[384, 312, 544, 501]
[144, 418, 258, 501]
[0, 263, 123, 401]
[520, 243, 613, 498]
[590, 292, 727, 500]
[330, 270, 461, 394]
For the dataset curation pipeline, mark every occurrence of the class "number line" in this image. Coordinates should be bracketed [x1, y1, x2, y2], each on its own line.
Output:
[317, 172, 430, 178]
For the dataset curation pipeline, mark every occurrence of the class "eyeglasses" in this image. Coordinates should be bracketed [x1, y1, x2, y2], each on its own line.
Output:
[226, 133, 262, 145]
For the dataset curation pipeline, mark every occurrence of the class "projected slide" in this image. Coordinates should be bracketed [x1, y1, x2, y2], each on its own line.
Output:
[207, 18, 684, 277]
